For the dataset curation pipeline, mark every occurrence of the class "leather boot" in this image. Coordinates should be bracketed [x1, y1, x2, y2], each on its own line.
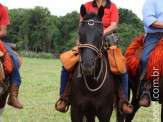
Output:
[55, 82, 71, 112]
[8, 83, 23, 109]
[119, 98, 133, 115]
[55, 100, 66, 112]
[117, 82, 133, 115]
[121, 102, 133, 114]
[139, 82, 151, 107]
[139, 96, 150, 107]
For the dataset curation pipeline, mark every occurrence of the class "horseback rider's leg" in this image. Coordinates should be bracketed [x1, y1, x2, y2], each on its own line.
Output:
[56, 66, 70, 111]
[3, 43, 23, 109]
[139, 34, 162, 107]
[120, 70, 133, 114]
[121, 71, 128, 98]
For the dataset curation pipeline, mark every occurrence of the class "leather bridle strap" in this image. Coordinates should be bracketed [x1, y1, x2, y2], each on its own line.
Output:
[80, 20, 103, 26]
[77, 43, 102, 58]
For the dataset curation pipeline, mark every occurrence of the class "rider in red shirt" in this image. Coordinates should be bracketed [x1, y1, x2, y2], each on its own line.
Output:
[0, 4, 10, 37]
[83, 0, 118, 31]
[0, 4, 23, 109]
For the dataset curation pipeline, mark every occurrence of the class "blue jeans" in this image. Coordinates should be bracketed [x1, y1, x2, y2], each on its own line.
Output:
[59, 66, 70, 96]
[3, 42, 21, 87]
[140, 34, 162, 96]
[59, 66, 129, 98]
[121, 70, 128, 98]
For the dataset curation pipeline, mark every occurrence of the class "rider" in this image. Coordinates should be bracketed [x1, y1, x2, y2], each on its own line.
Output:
[56, 0, 132, 114]
[0, 3, 23, 109]
[139, 0, 163, 107]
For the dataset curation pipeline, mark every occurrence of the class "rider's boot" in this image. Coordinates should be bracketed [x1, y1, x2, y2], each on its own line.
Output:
[120, 98, 133, 114]
[139, 82, 151, 107]
[55, 82, 71, 112]
[117, 80, 133, 115]
[8, 83, 23, 109]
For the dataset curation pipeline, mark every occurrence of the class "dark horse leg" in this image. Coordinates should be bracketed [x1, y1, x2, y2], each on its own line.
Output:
[85, 114, 95, 122]
[97, 106, 113, 122]
[117, 110, 125, 122]
[71, 106, 84, 122]
[126, 95, 140, 122]
[0, 87, 9, 108]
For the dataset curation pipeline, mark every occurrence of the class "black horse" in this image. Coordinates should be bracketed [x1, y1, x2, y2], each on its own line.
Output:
[69, 5, 123, 122]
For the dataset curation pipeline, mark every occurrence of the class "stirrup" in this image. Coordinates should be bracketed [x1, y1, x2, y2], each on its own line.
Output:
[55, 97, 69, 113]
[139, 82, 151, 106]
[139, 92, 151, 107]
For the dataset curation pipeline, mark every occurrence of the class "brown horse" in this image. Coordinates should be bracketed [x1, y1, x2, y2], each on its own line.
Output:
[69, 5, 117, 122]
[125, 35, 163, 122]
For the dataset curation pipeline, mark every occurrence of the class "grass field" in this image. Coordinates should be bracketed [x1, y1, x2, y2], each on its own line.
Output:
[1, 58, 162, 122]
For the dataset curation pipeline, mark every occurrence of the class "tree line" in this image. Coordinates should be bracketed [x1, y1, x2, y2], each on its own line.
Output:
[3, 6, 144, 55]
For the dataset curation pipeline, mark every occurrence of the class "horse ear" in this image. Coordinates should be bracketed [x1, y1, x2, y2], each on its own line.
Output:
[98, 6, 104, 19]
[80, 4, 87, 18]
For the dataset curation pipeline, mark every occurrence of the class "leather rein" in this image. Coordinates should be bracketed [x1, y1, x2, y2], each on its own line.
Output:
[77, 19, 108, 92]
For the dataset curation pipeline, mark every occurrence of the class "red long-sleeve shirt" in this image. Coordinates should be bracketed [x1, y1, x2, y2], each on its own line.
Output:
[0, 4, 10, 25]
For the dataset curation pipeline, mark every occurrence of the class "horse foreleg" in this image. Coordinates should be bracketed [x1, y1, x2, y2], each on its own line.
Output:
[71, 106, 84, 122]
[116, 110, 125, 122]
[126, 97, 140, 122]
[97, 106, 113, 122]
[85, 114, 95, 122]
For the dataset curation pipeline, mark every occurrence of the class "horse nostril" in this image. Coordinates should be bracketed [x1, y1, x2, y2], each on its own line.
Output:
[80, 63, 94, 76]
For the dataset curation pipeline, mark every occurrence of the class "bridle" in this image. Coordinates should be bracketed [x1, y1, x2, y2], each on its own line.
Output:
[77, 19, 108, 92]
[78, 19, 104, 58]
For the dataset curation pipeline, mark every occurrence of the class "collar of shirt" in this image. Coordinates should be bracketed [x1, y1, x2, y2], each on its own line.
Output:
[92, 0, 111, 8]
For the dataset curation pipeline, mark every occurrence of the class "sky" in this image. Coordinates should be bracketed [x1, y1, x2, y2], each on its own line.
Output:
[1, 0, 146, 20]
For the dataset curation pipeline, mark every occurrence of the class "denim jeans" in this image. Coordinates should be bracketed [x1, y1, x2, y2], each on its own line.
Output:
[59, 66, 129, 98]
[121, 70, 128, 98]
[3, 42, 21, 87]
[59, 66, 70, 96]
[140, 34, 162, 96]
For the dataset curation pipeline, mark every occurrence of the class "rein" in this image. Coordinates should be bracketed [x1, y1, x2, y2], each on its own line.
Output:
[77, 43, 102, 58]
[83, 56, 107, 92]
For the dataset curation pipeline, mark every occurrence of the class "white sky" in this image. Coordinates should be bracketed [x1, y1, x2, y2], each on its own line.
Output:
[1, 0, 146, 20]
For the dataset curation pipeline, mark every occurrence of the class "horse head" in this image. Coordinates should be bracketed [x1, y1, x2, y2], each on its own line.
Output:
[78, 5, 104, 76]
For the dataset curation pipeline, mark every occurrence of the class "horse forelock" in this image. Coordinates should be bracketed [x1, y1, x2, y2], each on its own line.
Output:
[83, 12, 101, 21]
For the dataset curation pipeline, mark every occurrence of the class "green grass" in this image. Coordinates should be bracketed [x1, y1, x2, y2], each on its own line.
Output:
[1, 58, 162, 122]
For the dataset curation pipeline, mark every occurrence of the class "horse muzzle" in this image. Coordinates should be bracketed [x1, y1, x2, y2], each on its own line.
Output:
[81, 63, 94, 76]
